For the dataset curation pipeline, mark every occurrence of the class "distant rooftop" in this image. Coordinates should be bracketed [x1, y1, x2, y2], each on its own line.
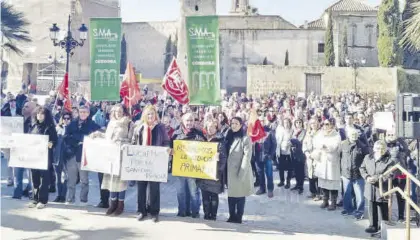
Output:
[328, 0, 377, 12]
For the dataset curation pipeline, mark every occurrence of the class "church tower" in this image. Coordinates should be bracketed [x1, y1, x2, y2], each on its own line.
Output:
[230, 0, 250, 15]
[177, 0, 217, 86]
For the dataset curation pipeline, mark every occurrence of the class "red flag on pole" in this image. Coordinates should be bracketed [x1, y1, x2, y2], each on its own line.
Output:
[162, 57, 189, 105]
[247, 109, 267, 143]
[120, 62, 141, 108]
[57, 72, 72, 112]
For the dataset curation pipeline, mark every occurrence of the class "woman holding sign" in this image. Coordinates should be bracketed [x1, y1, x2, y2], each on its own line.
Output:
[196, 120, 227, 221]
[225, 116, 253, 224]
[99, 104, 132, 216]
[131, 105, 169, 223]
[27, 106, 58, 209]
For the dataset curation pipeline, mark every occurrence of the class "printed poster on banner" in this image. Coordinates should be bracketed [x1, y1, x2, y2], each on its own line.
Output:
[186, 16, 221, 105]
[121, 145, 169, 182]
[81, 137, 121, 175]
[172, 140, 218, 180]
[0, 116, 24, 148]
[9, 133, 49, 170]
[90, 18, 122, 101]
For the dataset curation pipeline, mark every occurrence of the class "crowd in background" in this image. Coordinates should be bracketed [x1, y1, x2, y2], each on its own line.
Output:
[1, 88, 419, 238]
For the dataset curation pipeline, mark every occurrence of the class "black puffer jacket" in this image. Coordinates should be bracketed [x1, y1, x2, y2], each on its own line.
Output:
[196, 134, 227, 194]
[340, 140, 369, 180]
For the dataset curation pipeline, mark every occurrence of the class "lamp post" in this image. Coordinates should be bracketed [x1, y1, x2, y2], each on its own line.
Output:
[48, 53, 65, 89]
[345, 57, 366, 93]
[49, 15, 88, 74]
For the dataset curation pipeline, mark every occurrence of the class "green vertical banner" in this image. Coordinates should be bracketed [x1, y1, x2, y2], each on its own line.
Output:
[90, 18, 121, 101]
[186, 16, 221, 105]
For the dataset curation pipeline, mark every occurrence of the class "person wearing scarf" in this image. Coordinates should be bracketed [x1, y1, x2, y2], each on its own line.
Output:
[290, 118, 306, 194]
[225, 117, 253, 224]
[131, 105, 170, 222]
[170, 112, 206, 218]
[196, 120, 227, 221]
[27, 106, 58, 209]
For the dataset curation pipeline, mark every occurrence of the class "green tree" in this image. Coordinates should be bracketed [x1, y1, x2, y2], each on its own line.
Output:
[377, 0, 402, 67]
[163, 35, 172, 74]
[324, 8, 335, 66]
[401, 1, 420, 50]
[1, 2, 31, 55]
[120, 34, 127, 74]
[284, 50, 289, 66]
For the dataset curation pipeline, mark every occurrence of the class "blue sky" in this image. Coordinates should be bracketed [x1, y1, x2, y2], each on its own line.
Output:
[121, 0, 381, 26]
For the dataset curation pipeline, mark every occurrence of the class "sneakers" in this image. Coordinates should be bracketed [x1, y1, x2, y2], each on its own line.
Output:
[28, 202, 37, 208]
[79, 201, 89, 207]
[137, 213, 147, 221]
[36, 203, 46, 209]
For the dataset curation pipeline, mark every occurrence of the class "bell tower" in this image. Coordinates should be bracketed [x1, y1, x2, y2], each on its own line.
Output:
[229, 0, 250, 15]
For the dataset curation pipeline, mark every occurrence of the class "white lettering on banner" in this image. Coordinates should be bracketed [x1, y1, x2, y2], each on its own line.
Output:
[0, 117, 24, 148]
[188, 28, 216, 39]
[92, 28, 118, 40]
[121, 145, 169, 182]
[81, 137, 121, 175]
[9, 133, 49, 170]
[192, 71, 216, 90]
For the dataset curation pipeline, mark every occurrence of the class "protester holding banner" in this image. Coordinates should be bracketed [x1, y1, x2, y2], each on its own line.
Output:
[92, 104, 132, 216]
[52, 112, 72, 203]
[171, 112, 206, 218]
[225, 117, 253, 224]
[27, 106, 58, 209]
[131, 105, 169, 222]
[64, 105, 100, 205]
[196, 120, 227, 221]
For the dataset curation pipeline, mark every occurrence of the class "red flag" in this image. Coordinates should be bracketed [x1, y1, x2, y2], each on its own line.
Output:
[247, 109, 267, 143]
[162, 57, 189, 104]
[120, 62, 141, 108]
[57, 72, 72, 112]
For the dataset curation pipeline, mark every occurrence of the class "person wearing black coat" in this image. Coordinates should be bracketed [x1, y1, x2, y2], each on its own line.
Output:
[340, 129, 369, 220]
[254, 125, 276, 197]
[27, 106, 58, 209]
[290, 119, 306, 194]
[359, 140, 395, 237]
[196, 120, 227, 220]
[64, 105, 100, 204]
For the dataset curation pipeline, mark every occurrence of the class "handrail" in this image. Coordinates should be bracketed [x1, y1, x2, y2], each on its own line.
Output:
[379, 163, 420, 240]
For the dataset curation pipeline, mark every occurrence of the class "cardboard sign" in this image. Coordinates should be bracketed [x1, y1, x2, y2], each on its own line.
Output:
[172, 140, 218, 180]
[9, 133, 49, 170]
[0, 117, 24, 148]
[81, 137, 121, 175]
[121, 145, 169, 182]
[373, 112, 395, 131]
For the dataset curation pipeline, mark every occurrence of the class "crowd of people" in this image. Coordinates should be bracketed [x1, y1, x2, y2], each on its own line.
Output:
[1, 89, 419, 238]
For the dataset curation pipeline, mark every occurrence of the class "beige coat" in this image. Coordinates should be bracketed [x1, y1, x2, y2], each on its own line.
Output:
[302, 130, 318, 179]
[101, 117, 131, 192]
[227, 135, 254, 197]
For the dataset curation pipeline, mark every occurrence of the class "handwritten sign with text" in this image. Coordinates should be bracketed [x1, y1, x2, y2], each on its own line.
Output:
[172, 140, 218, 180]
[121, 145, 169, 182]
[81, 137, 121, 175]
[9, 133, 49, 170]
[0, 117, 24, 148]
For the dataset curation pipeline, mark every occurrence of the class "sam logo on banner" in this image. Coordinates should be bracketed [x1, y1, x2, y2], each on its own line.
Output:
[172, 140, 218, 180]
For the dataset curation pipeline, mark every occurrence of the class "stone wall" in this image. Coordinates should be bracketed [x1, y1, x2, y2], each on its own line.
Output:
[247, 65, 400, 100]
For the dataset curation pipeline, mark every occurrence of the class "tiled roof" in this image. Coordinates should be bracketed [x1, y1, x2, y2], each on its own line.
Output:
[329, 0, 377, 12]
[300, 18, 325, 29]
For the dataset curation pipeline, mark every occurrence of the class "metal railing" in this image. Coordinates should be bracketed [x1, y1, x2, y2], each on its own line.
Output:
[379, 164, 420, 240]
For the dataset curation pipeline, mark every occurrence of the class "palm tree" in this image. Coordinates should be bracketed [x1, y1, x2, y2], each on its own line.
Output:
[1, 2, 31, 55]
[401, 2, 420, 50]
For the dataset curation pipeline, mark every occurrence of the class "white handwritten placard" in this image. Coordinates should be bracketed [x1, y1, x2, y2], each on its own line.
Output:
[373, 112, 395, 131]
[121, 145, 169, 182]
[9, 133, 49, 170]
[0, 117, 24, 148]
[81, 137, 121, 175]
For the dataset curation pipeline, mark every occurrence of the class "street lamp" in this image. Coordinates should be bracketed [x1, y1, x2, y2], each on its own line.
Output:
[49, 15, 88, 74]
[48, 53, 65, 89]
[345, 57, 366, 93]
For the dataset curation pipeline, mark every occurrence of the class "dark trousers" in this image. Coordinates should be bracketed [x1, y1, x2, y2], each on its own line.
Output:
[251, 157, 259, 183]
[201, 190, 219, 218]
[393, 178, 406, 220]
[228, 197, 246, 220]
[138, 181, 160, 216]
[98, 173, 109, 204]
[309, 177, 320, 195]
[31, 169, 50, 204]
[49, 165, 56, 189]
[54, 163, 67, 198]
[368, 201, 389, 230]
[293, 161, 305, 190]
[278, 154, 292, 184]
